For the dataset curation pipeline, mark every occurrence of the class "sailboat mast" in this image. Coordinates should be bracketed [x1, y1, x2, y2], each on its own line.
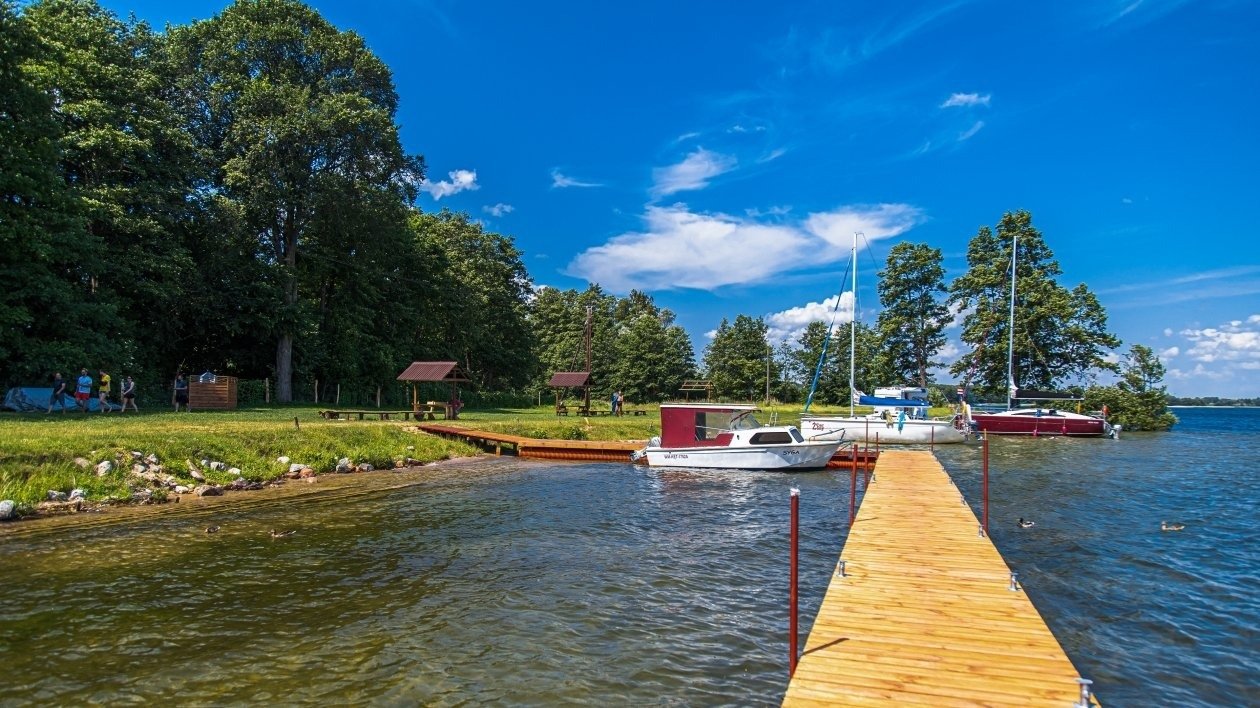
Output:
[850, 232, 858, 417]
[1006, 231, 1017, 410]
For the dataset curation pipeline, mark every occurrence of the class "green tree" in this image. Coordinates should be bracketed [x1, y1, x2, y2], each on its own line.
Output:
[1085, 345, 1177, 431]
[0, 1, 118, 382]
[22, 0, 203, 381]
[949, 211, 1120, 397]
[413, 210, 535, 390]
[166, 0, 424, 402]
[608, 292, 694, 402]
[877, 242, 949, 387]
[703, 315, 776, 400]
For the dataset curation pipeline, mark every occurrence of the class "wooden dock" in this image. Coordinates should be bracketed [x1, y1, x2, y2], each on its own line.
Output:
[415, 423, 646, 462]
[783, 450, 1099, 707]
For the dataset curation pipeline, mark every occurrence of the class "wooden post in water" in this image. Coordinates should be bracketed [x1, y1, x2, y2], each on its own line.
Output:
[789, 488, 800, 677]
[849, 447, 858, 528]
[982, 433, 990, 535]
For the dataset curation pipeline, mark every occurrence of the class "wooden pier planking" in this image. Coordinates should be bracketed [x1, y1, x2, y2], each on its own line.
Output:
[783, 450, 1099, 707]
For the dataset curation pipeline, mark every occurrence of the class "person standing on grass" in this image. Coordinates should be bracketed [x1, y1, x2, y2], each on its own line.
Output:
[173, 373, 189, 412]
[97, 370, 112, 413]
[47, 372, 67, 414]
[75, 369, 92, 412]
[120, 376, 138, 412]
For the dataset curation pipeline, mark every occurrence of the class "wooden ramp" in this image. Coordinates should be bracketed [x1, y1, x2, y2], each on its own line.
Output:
[783, 450, 1099, 707]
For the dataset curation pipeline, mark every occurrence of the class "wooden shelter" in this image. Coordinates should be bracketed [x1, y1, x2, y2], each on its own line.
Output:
[548, 371, 590, 416]
[188, 375, 238, 410]
[678, 379, 714, 401]
[396, 361, 471, 418]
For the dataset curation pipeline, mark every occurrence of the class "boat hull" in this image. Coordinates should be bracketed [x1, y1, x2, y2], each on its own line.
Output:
[969, 413, 1111, 437]
[800, 416, 968, 444]
[642, 440, 840, 470]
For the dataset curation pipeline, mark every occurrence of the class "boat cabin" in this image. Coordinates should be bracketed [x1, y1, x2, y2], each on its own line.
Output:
[870, 386, 931, 420]
[659, 403, 804, 448]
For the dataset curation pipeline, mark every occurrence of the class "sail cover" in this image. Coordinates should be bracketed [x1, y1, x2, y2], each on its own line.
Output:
[857, 394, 928, 407]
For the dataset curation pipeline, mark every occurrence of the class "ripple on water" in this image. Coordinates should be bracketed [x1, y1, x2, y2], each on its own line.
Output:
[2, 412, 1258, 705]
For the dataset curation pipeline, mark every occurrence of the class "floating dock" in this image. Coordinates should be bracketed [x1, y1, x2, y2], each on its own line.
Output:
[783, 450, 1099, 706]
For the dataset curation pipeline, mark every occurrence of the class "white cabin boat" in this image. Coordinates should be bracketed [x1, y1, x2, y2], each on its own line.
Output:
[634, 404, 843, 470]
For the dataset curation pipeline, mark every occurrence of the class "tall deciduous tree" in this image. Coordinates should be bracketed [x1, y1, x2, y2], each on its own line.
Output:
[1085, 345, 1177, 431]
[22, 0, 199, 381]
[166, 0, 423, 402]
[949, 210, 1120, 397]
[0, 0, 118, 382]
[413, 210, 535, 390]
[703, 315, 775, 400]
[608, 291, 694, 402]
[876, 242, 949, 387]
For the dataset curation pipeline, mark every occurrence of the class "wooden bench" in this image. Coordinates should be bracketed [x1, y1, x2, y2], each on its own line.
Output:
[556, 403, 569, 416]
[319, 409, 415, 421]
[415, 403, 448, 420]
[628, 408, 647, 416]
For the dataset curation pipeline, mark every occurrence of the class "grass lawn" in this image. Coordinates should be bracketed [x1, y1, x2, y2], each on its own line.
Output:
[0, 401, 943, 512]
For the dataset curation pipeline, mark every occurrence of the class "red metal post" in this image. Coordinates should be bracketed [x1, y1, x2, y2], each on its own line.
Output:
[982, 433, 990, 534]
[849, 449, 858, 528]
[789, 488, 800, 677]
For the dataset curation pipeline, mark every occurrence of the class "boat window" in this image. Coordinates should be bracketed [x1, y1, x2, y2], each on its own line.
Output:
[790, 428, 804, 443]
[749, 431, 794, 445]
[730, 411, 762, 430]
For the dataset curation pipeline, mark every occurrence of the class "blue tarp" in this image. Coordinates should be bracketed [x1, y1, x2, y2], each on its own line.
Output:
[857, 395, 929, 407]
[3, 387, 119, 412]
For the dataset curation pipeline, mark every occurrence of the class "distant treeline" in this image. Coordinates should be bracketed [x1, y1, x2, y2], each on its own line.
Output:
[1167, 397, 1260, 407]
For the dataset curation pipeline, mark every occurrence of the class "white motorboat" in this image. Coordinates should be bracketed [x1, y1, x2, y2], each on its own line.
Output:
[633, 404, 843, 470]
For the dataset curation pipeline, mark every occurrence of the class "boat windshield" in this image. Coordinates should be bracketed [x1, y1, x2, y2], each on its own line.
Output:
[730, 411, 762, 430]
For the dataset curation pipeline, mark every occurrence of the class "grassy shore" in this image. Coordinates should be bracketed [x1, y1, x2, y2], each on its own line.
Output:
[0, 402, 936, 513]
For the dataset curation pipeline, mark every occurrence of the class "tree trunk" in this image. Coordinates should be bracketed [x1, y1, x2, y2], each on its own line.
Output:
[276, 333, 293, 403]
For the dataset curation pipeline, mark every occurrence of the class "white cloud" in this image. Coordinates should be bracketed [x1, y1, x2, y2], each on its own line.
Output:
[803, 204, 925, 250]
[941, 92, 991, 108]
[551, 169, 602, 189]
[1122, 197, 1134, 204]
[945, 302, 972, 330]
[482, 203, 514, 217]
[766, 294, 854, 343]
[565, 202, 923, 293]
[758, 147, 788, 163]
[958, 121, 985, 141]
[419, 169, 479, 200]
[1163, 328, 1173, 336]
[650, 148, 738, 198]
[1159, 346, 1180, 358]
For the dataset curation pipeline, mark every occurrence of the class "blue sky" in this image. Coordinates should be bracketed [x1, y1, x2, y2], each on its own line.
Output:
[100, 0, 1259, 397]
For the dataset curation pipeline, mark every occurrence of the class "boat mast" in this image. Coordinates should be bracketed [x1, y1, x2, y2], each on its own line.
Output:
[850, 231, 859, 417]
[1006, 231, 1017, 410]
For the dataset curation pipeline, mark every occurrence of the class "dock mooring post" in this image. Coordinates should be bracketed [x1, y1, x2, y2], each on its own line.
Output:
[789, 488, 800, 677]
[982, 433, 990, 535]
[849, 449, 858, 528]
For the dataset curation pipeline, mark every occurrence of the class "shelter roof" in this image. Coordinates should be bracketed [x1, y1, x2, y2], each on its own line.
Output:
[396, 361, 470, 383]
[548, 371, 590, 387]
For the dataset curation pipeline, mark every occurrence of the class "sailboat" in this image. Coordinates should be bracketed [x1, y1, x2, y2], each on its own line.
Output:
[963, 232, 1115, 438]
[800, 233, 968, 445]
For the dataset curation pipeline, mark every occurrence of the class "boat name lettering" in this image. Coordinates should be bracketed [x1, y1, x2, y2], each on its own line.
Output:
[663, 453, 689, 459]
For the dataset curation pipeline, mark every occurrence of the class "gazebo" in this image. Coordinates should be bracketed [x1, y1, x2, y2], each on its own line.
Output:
[397, 361, 471, 418]
[548, 371, 590, 416]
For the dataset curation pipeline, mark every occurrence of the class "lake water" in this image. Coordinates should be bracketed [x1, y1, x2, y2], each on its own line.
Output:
[0, 407, 1256, 705]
